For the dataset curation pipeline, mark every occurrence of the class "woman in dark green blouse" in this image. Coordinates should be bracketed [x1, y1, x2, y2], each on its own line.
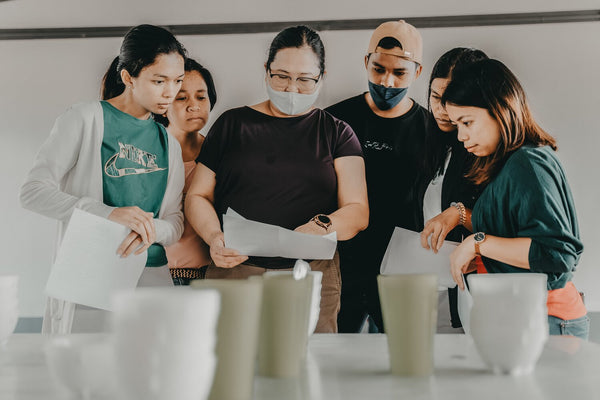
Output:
[441, 59, 588, 339]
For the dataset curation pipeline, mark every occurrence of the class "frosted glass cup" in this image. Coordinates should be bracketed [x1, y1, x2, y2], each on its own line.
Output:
[264, 270, 323, 335]
[378, 273, 438, 376]
[191, 279, 263, 400]
[257, 274, 313, 378]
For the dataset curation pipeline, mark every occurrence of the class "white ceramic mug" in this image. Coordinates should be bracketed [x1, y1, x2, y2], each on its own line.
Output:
[468, 273, 548, 375]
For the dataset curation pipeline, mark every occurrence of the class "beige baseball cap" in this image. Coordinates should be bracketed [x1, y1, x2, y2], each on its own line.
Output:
[367, 20, 423, 65]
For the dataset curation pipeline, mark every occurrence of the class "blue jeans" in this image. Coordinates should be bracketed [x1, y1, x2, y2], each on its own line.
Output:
[548, 315, 590, 340]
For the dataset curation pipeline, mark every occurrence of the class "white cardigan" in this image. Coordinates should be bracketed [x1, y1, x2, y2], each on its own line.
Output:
[21, 101, 184, 245]
[20, 101, 185, 333]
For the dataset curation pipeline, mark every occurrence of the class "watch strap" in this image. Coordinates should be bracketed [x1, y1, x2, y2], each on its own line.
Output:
[474, 232, 486, 256]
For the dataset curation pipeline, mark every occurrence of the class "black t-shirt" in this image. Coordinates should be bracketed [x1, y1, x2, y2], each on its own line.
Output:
[326, 94, 429, 267]
[198, 106, 362, 268]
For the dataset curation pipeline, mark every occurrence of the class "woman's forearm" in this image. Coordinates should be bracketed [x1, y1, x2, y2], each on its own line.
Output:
[451, 234, 532, 288]
[475, 235, 532, 269]
[329, 202, 369, 241]
[463, 208, 473, 232]
[331, 156, 369, 241]
[185, 193, 223, 245]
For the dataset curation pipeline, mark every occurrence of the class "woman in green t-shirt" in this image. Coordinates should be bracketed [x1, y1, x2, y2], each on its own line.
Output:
[21, 25, 187, 333]
[441, 59, 588, 339]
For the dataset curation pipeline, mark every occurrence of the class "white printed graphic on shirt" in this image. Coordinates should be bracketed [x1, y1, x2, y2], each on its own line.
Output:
[364, 140, 393, 151]
[104, 142, 166, 177]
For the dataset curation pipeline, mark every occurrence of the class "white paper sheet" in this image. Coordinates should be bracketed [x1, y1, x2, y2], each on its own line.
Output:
[45, 208, 147, 311]
[457, 275, 474, 336]
[223, 208, 337, 260]
[380, 227, 457, 288]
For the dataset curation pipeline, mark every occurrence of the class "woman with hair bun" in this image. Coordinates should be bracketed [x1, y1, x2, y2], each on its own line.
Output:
[21, 24, 187, 333]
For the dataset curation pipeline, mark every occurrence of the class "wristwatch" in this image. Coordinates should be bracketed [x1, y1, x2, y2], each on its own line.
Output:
[311, 214, 332, 231]
[474, 232, 486, 256]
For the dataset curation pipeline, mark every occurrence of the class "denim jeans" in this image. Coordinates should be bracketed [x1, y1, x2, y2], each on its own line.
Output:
[548, 315, 590, 340]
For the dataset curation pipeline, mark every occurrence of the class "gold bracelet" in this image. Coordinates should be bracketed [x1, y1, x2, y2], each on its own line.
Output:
[450, 202, 466, 226]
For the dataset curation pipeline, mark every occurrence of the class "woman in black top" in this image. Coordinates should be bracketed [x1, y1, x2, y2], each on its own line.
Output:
[185, 26, 368, 333]
[417, 48, 488, 331]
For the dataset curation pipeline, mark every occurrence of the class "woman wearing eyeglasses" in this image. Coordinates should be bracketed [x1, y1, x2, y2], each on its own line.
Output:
[185, 25, 369, 333]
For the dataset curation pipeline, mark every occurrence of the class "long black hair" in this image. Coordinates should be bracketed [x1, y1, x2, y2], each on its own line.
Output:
[101, 24, 187, 100]
[154, 58, 217, 127]
[420, 47, 488, 182]
[266, 25, 325, 76]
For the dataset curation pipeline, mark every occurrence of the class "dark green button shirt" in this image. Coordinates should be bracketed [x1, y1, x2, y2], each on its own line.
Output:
[472, 145, 583, 290]
[100, 101, 169, 267]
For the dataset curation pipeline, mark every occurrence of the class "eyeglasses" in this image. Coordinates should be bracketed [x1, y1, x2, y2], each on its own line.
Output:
[268, 70, 320, 92]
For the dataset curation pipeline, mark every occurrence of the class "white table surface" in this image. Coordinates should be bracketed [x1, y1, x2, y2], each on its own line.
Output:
[1, 333, 599, 400]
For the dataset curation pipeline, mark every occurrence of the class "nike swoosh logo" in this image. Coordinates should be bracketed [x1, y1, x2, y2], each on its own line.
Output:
[104, 152, 166, 177]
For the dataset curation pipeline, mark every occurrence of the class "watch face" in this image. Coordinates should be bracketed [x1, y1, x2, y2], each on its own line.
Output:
[474, 232, 485, 242]
[317, 215, 331, 224]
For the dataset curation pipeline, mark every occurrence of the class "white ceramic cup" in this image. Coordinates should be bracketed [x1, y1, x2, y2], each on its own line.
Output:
[468, 273, 549, 375]
[111, 287, 220, 400]
[378, 273, 438, 376]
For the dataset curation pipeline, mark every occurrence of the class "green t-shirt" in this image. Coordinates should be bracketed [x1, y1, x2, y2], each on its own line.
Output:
[101, 101, 169, 267]
[472, 145, 583, 290]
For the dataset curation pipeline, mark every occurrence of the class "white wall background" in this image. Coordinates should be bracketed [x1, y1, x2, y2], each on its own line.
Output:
[1, 0, 599, 315]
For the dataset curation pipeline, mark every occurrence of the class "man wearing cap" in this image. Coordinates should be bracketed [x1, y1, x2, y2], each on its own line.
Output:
[326, 20, 428, 333]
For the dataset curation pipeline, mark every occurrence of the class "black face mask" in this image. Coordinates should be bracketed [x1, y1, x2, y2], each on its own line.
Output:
[368, 81, 408, 110]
